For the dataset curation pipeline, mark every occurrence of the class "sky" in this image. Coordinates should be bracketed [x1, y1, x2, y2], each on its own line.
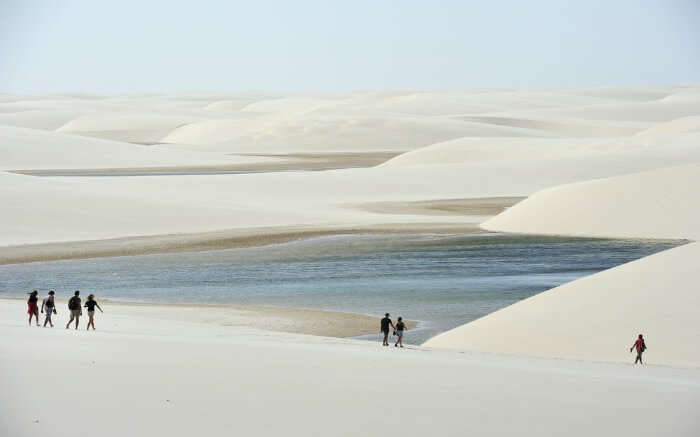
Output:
[1, 0, 698, 93]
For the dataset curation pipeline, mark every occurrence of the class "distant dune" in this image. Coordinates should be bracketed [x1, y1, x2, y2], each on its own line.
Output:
[2, 86, 700, 436]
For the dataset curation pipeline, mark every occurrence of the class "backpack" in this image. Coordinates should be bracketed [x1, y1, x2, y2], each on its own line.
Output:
[68, 296, 79, 310]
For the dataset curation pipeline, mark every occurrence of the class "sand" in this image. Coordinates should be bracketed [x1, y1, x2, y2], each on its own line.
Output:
[0, 223, 480, 265]
[0, 298, 389, 338]
[1, 299, 699, 437]
[356, 197, 524, 217]
[426, 165, 700, 366]
[2, 87, 700, 436]
[10, 152, 402, 176]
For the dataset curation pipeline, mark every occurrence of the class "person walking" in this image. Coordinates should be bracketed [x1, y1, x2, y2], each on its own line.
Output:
[27, 290, 40, 326]
[84, 294, 103, 330]
[630, 334, 647, 365]
[380, 313, 395, 346]
[394, 316, 407, 348]
[41, 290, 57, 327]
[65, 290, 82, 330]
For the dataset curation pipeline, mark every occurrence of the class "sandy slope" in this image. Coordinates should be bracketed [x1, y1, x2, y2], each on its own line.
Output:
[56, 113, 205, 144]
[0, 125, 274, 171]
[2, 87, 700, 436]
[636, 115, 700, 136]
[1, 300, 698, 437]
[2, 156, 691, 248]
[380, 134, 700, 168]
[425, 241, 700, 367]
[482, 164, 700, 240]
[426, 165, 700, 366]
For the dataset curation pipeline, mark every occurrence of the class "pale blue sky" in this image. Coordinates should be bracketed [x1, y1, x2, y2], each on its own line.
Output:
[1, 0, 698, 93]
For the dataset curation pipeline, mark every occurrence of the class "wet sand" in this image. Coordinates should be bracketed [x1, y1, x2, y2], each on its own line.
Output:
[10, 152, 402, 176]
[357, 196, 524, 216]
[0, 222, 480, 265]
[1, 298, 415, 338]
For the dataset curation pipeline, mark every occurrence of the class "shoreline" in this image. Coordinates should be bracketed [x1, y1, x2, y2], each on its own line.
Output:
[8, 151, 404, 176]
[0, 297, 417, 339]
[0, 222, 482, 265]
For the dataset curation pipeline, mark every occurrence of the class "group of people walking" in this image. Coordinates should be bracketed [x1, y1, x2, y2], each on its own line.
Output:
[27, 290, 648, 362]
[27, 289, 103, 330]
[380, 313, 407, 347]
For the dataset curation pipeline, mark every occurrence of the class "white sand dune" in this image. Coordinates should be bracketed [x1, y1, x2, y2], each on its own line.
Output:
[381, 134, 700, 168]
[0, 126, 273, 171]
[0, 109, 88, 130]
[204, 98, 271, 111]
[2, 300, 699, 437]
[55, 113, 204, 144]
[426, 165, 700, 366]
[3, 156, 694, 248]
[2, 86, 700, 436]
[636, 115, 700, 136]
[563, 86, 678, 101]
[425, 241, 700, 367]
[525, 98, 700, 122]
[482, 164, 700, 240]
[452, 114, 646, 136]
[160, 114, 542, 153]
[2, 129, 700, 249]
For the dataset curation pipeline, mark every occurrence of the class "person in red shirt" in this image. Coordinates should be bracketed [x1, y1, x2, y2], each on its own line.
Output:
[27, 290, 39, 326]
[630, 334, 647, 365]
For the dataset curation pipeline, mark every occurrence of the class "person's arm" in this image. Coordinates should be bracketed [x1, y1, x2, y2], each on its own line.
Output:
[97, 303, 103, 313]
[41, 299, 45, 313]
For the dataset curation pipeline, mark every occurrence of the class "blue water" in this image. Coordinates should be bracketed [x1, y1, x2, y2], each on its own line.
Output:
[0, 233, 680, 343]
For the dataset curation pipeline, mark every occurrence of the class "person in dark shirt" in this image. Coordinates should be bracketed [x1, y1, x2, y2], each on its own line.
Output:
[27, 290, 39, 326]
[380, 313, 395, 346]
[65, 290, 82, 330]
[84, 294, 103, 331]
[394, 316, 407, 348]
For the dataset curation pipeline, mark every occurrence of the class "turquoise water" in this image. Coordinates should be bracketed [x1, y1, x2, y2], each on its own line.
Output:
[0, 233, 680, 344]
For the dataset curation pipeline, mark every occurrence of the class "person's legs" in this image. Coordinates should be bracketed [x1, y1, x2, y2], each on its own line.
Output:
[399, 333, 404, 348]
[74, 313, 80, 330]
[87, 313, 94, 330]
[382, 331, 389, 346]
[66, 315, 74, 329]
[32, 309, 39, 326]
